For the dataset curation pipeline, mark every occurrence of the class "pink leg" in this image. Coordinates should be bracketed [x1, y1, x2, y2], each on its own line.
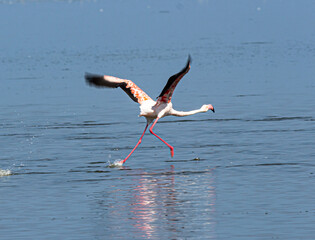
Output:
[119, 124, 148, 165]
[149, 118, 174, 157]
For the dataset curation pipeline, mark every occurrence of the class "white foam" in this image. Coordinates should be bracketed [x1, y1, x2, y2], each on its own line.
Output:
[0, 169, 12, 177]
[108, 159, 124, 168]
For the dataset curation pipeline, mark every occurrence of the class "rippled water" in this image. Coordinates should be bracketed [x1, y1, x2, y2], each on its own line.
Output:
[1, 1, 315, 239]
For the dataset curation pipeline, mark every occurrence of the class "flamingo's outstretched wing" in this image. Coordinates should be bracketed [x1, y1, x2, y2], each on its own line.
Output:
[156, 55, 191, 103]
[85, 73, 152, 104]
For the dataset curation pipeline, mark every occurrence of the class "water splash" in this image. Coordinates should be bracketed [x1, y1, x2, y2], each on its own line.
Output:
[0, 169, 12, 177]
[107, 159, 124, 168]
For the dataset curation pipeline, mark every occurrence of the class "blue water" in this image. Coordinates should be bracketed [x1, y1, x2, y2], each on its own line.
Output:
[1, 1, 315, 239]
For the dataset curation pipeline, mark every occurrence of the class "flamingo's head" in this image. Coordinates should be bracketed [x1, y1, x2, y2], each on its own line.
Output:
[201, 104, 215, 113]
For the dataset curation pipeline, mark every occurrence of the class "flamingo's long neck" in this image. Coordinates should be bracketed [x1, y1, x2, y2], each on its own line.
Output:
[170, 108, 204, 117]
[169, 104, 213, 117]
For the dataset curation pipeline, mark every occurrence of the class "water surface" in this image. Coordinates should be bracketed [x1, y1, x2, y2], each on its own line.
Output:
[1, 1, 315, 239]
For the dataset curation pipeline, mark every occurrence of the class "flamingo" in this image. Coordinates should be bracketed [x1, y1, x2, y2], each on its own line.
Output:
[85, 55, 215, 165]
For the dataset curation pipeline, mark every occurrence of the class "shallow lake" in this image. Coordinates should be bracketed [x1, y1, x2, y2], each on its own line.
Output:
[1, 1, 315, 239]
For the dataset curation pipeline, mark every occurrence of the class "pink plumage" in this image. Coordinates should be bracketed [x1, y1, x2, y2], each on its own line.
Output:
[85, 55, 215, 165]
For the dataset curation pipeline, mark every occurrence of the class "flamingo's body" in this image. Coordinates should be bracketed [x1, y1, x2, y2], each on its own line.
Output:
[85, 56, 214, 165]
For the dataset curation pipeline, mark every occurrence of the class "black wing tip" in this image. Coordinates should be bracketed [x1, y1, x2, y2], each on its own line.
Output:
[183, 54, 191, 73]
[187, 54, 192, 65]
[85, 72, 102, 80]
[84, 72, 105, 87]
[184, 54, 191, 71]
[157, 55, 192, 98]
[188, 54, 192, 62]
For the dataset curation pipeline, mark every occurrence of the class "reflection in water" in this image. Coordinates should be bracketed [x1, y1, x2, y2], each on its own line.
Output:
[130, 166, 177, 239]
[94, 166, 216, 239]
[93, 166, 216, 239]
[131, 177, 159, 238]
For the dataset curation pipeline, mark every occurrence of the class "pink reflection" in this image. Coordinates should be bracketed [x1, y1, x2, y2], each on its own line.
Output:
[129, 166, 216, 239]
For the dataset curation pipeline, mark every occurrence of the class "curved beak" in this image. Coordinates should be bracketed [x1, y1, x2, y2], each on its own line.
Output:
[209, 104, 215, 113]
